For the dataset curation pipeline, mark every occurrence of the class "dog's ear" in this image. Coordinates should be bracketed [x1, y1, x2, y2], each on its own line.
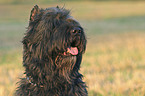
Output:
[30, 5, 40, 21]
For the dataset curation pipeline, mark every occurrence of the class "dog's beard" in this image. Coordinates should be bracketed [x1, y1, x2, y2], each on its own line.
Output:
[52, 32, 83, 82]
[55, 55, 77, 83]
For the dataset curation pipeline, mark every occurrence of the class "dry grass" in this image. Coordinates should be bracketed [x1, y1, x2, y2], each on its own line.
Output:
[0, 1, 145, 96]
[1, 32, 145, 96]
[82, 32, 145, 96]
[0, 50, 23, 96]
[1, 1, 145, 22]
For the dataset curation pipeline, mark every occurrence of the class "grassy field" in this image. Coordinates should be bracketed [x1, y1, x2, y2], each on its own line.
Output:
[0, 1, 145, 96]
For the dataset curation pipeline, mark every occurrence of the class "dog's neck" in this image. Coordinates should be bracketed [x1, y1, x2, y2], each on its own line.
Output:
[26, 76, 44, 87]
[24, 55, 79, 88]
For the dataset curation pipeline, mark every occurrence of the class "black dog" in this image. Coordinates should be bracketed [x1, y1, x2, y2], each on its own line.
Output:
[16, 5, 87, 96]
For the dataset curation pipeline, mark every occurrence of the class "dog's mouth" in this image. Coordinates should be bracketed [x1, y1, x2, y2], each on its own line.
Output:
[64, 39, 80, 56]
[63, 28, 81, 56]
[64, 47, 78, 56]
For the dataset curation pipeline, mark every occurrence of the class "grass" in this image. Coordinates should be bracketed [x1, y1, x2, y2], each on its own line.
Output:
[0, 1, 145, 96]
[83, 32, 145, 96]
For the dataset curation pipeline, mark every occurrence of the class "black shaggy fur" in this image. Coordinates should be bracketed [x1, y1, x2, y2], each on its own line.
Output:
[16, 5, 87, 96]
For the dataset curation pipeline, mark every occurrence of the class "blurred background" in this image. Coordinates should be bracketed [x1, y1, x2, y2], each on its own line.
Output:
[0, 0, 145, 96]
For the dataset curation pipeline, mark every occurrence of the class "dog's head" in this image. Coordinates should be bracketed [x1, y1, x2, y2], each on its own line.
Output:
[23, 5, 86, 58]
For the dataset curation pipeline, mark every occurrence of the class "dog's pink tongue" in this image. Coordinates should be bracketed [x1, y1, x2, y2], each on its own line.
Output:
[67, 47, 78, 55]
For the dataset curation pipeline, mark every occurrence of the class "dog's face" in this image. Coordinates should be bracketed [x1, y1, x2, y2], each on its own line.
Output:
[23, 5, 86, 58]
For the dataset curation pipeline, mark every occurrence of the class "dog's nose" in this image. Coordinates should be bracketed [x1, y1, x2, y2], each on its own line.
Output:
[72, 27, 81, 35]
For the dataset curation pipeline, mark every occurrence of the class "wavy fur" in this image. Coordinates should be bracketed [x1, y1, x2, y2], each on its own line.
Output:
[15, 5, 87, 96]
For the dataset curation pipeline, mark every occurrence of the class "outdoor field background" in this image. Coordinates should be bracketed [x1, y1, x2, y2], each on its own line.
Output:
[0, 1, 145, 96]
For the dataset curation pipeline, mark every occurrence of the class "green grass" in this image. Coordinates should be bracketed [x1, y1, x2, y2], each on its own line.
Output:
[0, 1, 145, 96]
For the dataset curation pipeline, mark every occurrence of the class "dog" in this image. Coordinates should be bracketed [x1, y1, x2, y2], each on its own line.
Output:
[15, 5, 87, 96]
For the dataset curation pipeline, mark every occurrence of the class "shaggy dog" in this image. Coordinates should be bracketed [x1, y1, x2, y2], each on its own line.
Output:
[16, 5, 87, 96]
